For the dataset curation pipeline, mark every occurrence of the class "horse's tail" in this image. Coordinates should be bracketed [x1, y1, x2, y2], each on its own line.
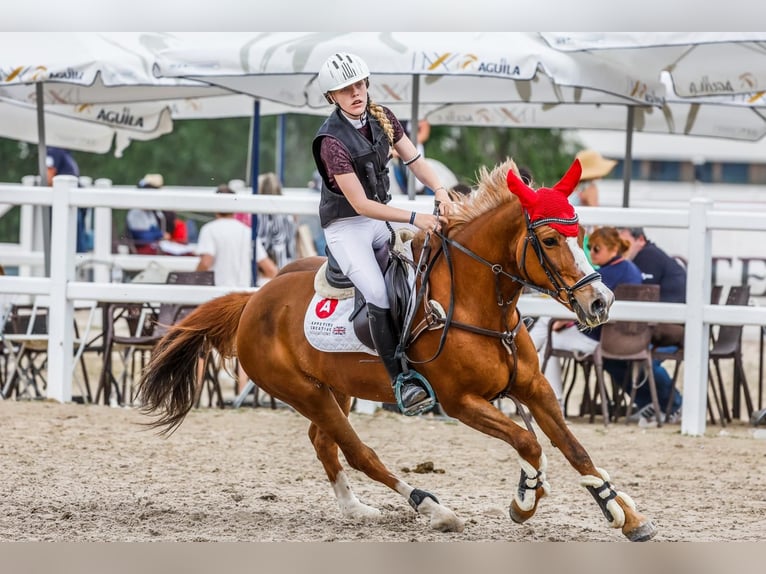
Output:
[137, 291, 253, 435]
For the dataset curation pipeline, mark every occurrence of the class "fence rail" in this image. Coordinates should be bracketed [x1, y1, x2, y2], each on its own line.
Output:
[2, 175, 766, 436]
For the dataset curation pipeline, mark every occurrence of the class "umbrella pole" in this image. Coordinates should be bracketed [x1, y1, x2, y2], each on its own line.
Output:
[276, 114, 286, 183]
[622, 106, 635, 208]
[407, 75, 420, 200]
[250, 99, 261, 287]
[36, 82, 51, 276]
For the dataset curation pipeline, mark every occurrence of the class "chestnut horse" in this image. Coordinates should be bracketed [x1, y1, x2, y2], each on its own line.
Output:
[137, 159, 656, 541]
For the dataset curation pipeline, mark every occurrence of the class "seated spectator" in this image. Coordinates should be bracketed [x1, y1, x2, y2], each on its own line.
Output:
[125, 174, 166, 255]
[618, 227, 687, 347]
[531, 226, 682, 425]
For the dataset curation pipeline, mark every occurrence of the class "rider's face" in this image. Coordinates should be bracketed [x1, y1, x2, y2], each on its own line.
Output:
[330, 80, 368, 118]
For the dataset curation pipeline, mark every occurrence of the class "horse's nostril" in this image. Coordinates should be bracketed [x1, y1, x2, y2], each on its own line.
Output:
[591, 298, 605, 316]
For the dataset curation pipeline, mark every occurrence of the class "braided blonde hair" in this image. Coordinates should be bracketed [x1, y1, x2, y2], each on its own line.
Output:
[367, 98, 394, 147]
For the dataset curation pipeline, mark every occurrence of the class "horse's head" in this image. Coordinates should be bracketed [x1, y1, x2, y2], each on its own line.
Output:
[506, 160, 614, 327]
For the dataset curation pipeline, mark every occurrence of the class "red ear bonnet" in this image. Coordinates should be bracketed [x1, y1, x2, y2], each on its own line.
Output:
[506, 159, 582, 237]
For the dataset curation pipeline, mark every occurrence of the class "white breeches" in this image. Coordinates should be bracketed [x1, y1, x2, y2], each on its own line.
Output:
[324, 216, 392, 308]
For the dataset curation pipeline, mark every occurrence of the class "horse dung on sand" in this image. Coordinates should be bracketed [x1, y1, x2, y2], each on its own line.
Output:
[137, 158, 657, 542]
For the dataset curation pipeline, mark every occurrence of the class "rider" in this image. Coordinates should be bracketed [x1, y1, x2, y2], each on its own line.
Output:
[311, 52, 450, 414]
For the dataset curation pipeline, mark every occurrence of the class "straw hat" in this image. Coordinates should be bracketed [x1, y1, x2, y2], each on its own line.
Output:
[137, 173, 164, 189]
[575, 149, 617, 181]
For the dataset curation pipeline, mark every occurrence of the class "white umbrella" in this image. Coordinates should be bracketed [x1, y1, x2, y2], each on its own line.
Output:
[155, 32, 665, 107]
[425, 99, 766, 141]
[0, 97, 174, 156]
[539, 32, 766, 99]
[155, 32, 668, 198]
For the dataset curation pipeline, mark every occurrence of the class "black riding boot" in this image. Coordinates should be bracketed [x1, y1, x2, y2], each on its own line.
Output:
[367, 303, 428, 412]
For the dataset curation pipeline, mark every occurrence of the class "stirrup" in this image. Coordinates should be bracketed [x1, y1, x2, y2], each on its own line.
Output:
[394, 371, 436, 416]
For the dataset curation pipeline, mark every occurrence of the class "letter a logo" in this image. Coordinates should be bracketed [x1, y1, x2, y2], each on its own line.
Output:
[315, 298, 338, 319]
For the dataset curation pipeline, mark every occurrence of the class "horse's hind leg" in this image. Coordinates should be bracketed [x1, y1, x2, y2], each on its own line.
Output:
[299, 385, 464, 532]
[524, 377, 657, 542]
[308, 393, 380, 520]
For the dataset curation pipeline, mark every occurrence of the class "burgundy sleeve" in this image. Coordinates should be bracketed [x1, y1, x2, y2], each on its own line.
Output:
[319, 137, 354, 188]
[386, 108, 405, 144]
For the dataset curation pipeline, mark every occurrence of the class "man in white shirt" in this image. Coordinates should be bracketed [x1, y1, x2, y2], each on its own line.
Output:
[195, 186, 278, 287]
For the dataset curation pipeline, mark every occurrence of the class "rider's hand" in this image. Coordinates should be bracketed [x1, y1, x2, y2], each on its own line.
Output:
[412, 213, 446, 233]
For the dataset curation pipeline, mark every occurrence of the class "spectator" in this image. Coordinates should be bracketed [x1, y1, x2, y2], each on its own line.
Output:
[572, 149, 616, 208]
[125, 174, 166, 255]
[573, 149, 616, 263]
[618, 227, 687, 348]
[255, 172, 297, 269]
[46, 147, 91, 253]
[391, 119, 433, 195]
[531, 226, 682, 425]
[195, 185, 278, 288]
[589, 227, 682, 425]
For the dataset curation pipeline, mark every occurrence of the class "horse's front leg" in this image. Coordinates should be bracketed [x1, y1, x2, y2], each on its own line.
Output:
[440, 393, 550, 524]
[523, 372, 657, 542]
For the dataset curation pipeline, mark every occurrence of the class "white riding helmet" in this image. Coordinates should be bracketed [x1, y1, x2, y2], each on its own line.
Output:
[318, 52, 370, 103]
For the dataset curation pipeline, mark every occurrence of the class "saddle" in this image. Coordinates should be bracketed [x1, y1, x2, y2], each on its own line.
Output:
[321, 243, 413, 350]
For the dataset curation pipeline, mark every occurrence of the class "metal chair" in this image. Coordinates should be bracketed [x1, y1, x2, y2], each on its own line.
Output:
[1, 298, 96, 402]
[593, 284, 664, 427]
[97, 271, 214, 406]
[652, 284, 727, 425]
[540, 319, 609, 425]
[708, 285, 753, 423]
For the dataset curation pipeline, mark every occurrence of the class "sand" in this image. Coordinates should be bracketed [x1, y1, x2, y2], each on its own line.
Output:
[1, 392, 765, 542]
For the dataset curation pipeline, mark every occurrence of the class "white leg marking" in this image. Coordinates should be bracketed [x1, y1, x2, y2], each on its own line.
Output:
[331, 471, 381, 519]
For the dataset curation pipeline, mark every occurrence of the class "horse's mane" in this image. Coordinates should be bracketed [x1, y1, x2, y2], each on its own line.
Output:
[446, 158, 520, 235]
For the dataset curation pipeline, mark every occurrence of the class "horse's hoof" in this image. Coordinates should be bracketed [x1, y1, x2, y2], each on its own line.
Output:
[431, 514, 465, 533]
[509, 502, 534, 524]
[624, 519, 657, 542]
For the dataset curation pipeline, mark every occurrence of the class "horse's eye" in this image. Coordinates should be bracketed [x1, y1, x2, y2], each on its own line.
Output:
[542, 237, 557, 247]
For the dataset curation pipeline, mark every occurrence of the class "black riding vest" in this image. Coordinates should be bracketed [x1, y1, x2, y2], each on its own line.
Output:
[312, 107, 391, 228]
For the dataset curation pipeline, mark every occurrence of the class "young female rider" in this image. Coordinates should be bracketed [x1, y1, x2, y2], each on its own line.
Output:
[312, 52, 450, 414]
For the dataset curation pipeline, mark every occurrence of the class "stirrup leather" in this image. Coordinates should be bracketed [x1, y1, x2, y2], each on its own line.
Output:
[394, 370, 436, 416]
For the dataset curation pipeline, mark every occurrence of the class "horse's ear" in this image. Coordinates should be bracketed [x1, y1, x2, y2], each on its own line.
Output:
[552, 159, 583, 198]
[506, 168, 537, 209]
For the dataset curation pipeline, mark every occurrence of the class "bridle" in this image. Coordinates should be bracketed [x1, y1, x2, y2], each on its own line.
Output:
[521, 213, 602, 308]
[400, 209, 601, 367]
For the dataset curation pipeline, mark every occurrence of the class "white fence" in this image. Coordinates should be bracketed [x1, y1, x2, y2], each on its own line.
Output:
[1, 175, 766, 436]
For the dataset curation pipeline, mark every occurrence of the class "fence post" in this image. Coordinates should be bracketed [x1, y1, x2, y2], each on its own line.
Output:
[46, 174, 78, 403]
[20, 175, 40, 278]
[93, 178, 114, 285]
[681, 198, 713, 436]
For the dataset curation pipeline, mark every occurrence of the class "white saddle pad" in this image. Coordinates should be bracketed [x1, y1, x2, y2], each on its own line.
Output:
[303, 295, 376, 355]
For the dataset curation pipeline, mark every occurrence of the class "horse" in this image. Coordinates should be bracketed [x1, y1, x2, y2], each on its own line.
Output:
[137, 158, 657, 541]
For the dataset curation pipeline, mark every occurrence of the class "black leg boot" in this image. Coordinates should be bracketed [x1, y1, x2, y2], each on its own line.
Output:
[367, 303, 428, 412]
